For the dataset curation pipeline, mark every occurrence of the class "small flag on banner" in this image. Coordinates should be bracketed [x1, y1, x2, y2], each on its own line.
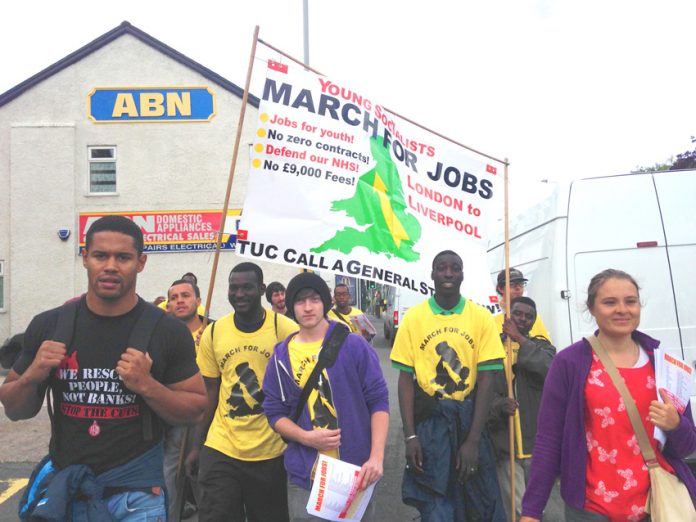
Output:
[489, 295, 499, 304]
[268, 60, 288, 73]
[237, 229, 248, 241]
[486, 164, 497, 175]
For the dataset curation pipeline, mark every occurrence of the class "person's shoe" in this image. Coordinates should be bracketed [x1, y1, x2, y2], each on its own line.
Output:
[182, 501, 198, 519]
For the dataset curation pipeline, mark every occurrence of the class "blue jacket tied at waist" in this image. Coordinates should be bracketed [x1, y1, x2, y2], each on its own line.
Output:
[402, 398, 506, 522]
[20, 443, 165, 521]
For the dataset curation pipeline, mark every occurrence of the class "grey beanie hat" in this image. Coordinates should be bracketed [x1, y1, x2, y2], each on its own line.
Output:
[285, 272, 332, 321]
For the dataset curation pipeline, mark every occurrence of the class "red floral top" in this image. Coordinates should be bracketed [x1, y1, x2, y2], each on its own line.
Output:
[584, 351, 675, 521]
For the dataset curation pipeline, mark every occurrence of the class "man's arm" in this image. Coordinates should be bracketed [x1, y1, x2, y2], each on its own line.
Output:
[516, 338, 556, 382]
[357, 410, 389, 490]
[272, 417, 341, 451]
[397, 370, 423, 473]
[117, 348, 206, 425]
[0, 340, 66, 421]
[456, 364, 502, 483]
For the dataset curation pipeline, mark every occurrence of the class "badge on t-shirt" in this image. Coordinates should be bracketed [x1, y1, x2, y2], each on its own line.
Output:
[88, 420, 101, 437]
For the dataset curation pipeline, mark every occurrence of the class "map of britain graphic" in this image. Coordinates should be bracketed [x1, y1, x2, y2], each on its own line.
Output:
[312, 137, 422, 261]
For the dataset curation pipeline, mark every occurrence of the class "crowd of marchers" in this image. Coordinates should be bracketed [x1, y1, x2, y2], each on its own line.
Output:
[1, 215, 695, 522]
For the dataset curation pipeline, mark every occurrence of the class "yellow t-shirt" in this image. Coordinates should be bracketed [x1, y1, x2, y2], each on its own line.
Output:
[288, 337, 339, 459]
[197, 310, 297, 461]
[390, 297, 505, 400]
[493, 313, 551, 365]
[327, 307, 364, 334]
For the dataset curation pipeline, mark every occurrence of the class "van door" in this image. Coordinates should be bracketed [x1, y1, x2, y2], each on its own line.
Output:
[567, 174, 679, 347]
[653, 170, 696, 364]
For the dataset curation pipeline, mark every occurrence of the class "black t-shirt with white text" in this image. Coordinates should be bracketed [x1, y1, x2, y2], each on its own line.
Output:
[13, 297, 198, 473]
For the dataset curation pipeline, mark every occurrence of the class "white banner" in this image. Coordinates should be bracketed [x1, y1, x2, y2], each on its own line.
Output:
[238, 60, 502, 310]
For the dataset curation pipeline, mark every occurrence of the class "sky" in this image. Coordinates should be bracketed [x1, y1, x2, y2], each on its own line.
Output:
[2, 0, 695, 214]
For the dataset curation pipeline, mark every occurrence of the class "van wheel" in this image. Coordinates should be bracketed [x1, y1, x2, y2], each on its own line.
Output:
[383, 322, 390, 340]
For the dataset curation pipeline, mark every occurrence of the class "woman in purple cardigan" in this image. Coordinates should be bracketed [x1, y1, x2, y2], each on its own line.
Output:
[521, 269, 696, 521]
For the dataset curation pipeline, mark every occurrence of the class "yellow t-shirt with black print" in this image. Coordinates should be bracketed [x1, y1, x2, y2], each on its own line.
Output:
[327, 307, 364, 334]
[288, 337, 339, 459]
[197, 310, 297, 461]
[390, 296, 505, 400]
[493, 313, 551, 365]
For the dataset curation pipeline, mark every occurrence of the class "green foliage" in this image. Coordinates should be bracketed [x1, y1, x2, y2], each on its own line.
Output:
[632, 160, 672, 173]
[632, 138, 696, 173]
[671, 149, 696, 170]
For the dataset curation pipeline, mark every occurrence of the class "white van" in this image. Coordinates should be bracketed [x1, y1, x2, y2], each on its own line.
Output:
[383, 286, 424, 346]
[487, 170, 696, 369]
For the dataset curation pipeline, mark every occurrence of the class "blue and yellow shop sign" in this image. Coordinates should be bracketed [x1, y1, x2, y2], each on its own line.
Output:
[87, 87, 216, 123]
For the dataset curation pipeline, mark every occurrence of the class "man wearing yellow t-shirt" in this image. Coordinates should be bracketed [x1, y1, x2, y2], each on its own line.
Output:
[327, 284, 374, 342]
[391, 250, 507, 521]
[263, 272, 389, 521]
[157, 272, 207, 317]
[494, 268, 551, 340]
[188, 263, 297, 521]
[163, 278, 208, 520]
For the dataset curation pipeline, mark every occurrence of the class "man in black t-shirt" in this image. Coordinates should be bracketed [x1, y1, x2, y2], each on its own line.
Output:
[0, 215, 207, 520]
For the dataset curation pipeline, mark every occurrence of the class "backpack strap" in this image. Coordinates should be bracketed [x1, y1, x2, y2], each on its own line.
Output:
[331, 308, 352, 327]
[290, 324, 350, 423]
[127, 302, 164, 352]
[46, 299, 81, 456]
[125, 303, 165, 441]
[52, 299, 80, 346]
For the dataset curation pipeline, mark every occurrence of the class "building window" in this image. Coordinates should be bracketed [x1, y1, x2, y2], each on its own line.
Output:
[0, 260, 4, 310]
[89, 147, 116, 193]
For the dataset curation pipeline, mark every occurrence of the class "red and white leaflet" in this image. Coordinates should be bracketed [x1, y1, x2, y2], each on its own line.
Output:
[654, 349, 694, 447]
[306, 454, 376, 521]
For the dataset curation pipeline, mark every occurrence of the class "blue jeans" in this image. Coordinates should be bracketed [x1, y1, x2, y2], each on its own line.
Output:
[72, 490, 166, 521]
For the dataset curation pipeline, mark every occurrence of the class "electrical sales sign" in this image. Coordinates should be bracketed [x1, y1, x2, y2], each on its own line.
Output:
[87, 87, 216, 122]
[78, 210, 241, 253]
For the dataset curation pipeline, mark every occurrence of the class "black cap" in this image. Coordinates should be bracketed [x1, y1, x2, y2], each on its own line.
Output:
[285, 272, 332, 321]
[496, 268, 528, 287]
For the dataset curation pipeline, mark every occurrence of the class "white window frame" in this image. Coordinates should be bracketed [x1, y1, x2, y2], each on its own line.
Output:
[0, 260, 5, 311]
[88, 146, 117, 195]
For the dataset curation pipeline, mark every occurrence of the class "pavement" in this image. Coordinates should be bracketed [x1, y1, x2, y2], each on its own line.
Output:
[0, 314, 421, 521]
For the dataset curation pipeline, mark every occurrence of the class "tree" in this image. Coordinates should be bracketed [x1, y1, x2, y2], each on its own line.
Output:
[632, 137, 696, 172]
[670, 148, 696, 170]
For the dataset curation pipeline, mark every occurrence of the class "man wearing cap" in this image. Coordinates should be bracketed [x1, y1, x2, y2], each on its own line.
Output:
[391, 250, 506, 521]
[263, 272, 389, 521]
[494, 268, 550, 341]
[190, 262, 298, 522]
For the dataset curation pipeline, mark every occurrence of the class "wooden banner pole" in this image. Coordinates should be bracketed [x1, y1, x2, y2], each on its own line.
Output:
[202, 25, 260, 323]
[504, 159, 515, 521]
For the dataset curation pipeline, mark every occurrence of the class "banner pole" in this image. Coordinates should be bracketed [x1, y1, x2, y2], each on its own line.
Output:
[504, 159, 515, 521]
[202, 25, 260, 322]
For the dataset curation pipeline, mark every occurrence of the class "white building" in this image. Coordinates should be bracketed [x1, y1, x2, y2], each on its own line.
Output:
[0, 21, 300, 339]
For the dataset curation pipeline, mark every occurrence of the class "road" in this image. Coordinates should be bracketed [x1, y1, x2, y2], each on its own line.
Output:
[0, 314, 420, 521]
